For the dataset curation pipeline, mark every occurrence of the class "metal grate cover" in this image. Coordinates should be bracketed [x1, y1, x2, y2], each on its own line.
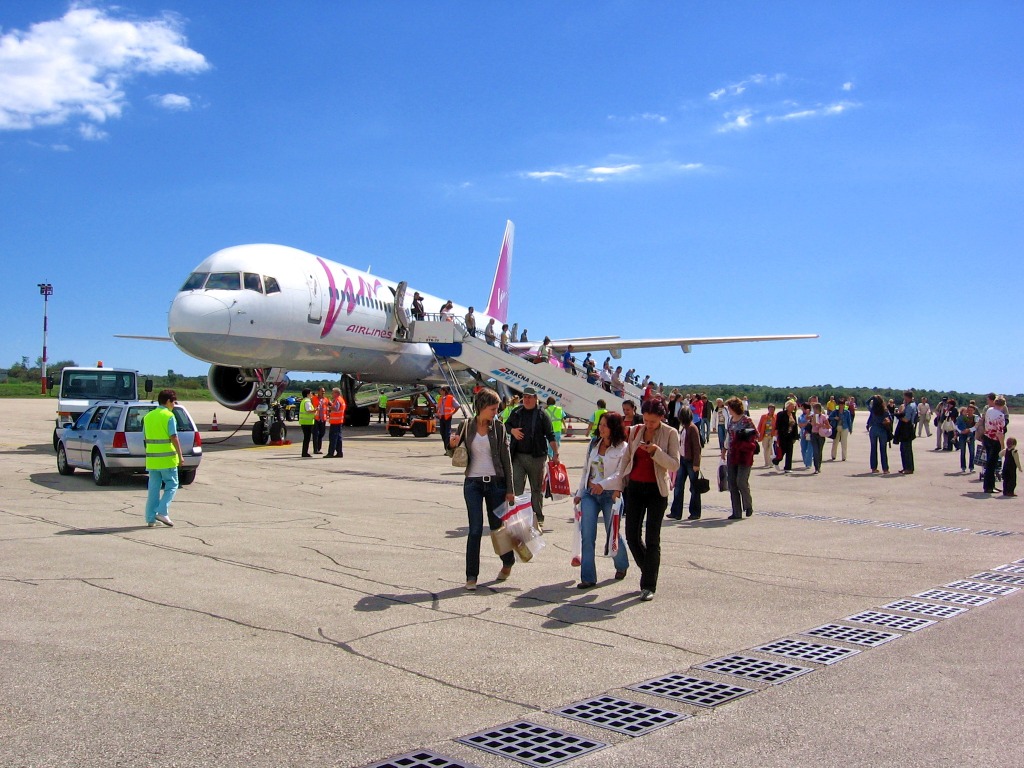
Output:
[945, 579, 1019, 596]
[760, 511, 793, 518]
[793, 514, 835, 522]
[551, 695, 688, 736]
[881, 599, 968, 619]
[913, 589, 995, 606]
[974, 530, 1017, 537]
[994, 563, 1024, 574]
[628, 673, 756, 708]
[754, 638, 860, 665]
[832, 518, 877, 525]
[801, 623, 901, 648]
[925, 525, 970, 534]
[457, 721, 607, 767]
[845, 611, 935, 632]
[878, 522, 921, 530]
[971, 571, 1024, 586]
[361, 751, 482, 768]
[696, 654, 813, 685]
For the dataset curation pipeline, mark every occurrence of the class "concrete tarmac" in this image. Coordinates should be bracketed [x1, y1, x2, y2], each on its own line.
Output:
[2, 399, 1022, 767]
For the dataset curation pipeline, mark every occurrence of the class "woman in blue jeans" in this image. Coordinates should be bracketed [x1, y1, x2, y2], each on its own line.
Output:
[866, 394, 892, 474]
[573, 412, 630, 588]
[450, 387, 515, 591]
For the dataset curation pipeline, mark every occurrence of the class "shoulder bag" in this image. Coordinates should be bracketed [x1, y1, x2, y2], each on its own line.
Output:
[451, 423, 469, 468]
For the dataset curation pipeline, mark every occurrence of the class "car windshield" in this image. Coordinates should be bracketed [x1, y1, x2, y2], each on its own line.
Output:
[125, 405, 194, 433]
[62, 371, 136, 400]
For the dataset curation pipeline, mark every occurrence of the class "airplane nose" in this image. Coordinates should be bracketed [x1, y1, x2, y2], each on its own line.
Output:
[168, 292, 232, 338]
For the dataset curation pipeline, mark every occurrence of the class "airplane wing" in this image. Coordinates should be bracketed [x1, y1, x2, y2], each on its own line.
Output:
[114, 334, 173, 341]
[510, 334, 818, 358]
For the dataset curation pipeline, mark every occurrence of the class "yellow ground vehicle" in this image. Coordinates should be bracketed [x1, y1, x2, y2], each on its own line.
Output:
[386, 398, 436, 438]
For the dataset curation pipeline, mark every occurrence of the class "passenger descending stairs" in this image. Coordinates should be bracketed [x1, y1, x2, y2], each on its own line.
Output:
[431, 351, 474, 419]
[399, 318, 624, 421]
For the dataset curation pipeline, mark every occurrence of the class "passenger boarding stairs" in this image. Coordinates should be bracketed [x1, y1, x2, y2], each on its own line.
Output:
[397, 318, 626, 422]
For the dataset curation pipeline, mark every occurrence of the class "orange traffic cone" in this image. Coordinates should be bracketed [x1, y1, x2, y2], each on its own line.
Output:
[211, 413, 220, 431]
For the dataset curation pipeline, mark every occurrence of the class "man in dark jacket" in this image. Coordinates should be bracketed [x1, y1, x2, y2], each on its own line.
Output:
[505, 387, 558, 526]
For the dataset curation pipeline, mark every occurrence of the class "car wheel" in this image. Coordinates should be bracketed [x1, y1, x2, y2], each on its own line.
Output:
[179, 468, 197, 485]
[57, 444, 75, 475]
[92, 451, 111, 486]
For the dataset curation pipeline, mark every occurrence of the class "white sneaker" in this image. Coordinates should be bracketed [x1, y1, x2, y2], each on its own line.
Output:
[155, 514, 174, 527]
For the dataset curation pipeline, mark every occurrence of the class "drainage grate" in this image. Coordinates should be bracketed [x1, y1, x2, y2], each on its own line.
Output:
[361, 751, 482, 768]
[551, 695, 688, 737]
[754, 638, 860, 665]
[457, 721, 607, 767]
[801, 623, 901, 648]
[628, 673, 756, 708]
[974, 530, 1017, 537]
[881, 600, 967, 619]
[970, 571, 1024, 586]
[1013, 558, 1024, 565]
[845, 611, 936, 632]
[760, 511, 793, 518]
[878, 522, 921, 530]
[925, 525, 970, 534]
[793, 514, 835, 522]
[994, 563, 1024, 574]
[913, 589, 995, 607]
[945, 579, 1019, 596]
[696, 654, 813, 685]
[832, 518, 877, 525]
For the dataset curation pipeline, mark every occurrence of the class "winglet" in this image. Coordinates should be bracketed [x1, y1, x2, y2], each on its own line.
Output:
[484, 220, 514, 324]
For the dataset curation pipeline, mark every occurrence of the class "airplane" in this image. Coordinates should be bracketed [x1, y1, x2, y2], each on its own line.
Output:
[126, 221, 816, 436]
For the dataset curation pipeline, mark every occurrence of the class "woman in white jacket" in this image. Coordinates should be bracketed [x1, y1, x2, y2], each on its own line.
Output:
[573, 411, 631, 588]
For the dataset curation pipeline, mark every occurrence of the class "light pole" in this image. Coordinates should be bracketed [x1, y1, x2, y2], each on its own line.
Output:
[38, 283, 53, 394]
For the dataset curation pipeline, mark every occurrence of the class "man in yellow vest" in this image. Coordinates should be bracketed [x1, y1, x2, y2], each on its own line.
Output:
[298, 388, 316, 457]
[589, 399, 607, 438]
[434, 385, 459, 455]
[377, 392, 388, 423]
[545, 396, 564, 458]
[143, 389, 184, 527]
[324, 387, 347, 458]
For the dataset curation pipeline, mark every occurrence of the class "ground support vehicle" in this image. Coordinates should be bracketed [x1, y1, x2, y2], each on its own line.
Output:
[56, 400, 202, 486]
[51, 367, 149, 450]
[386, 398, 437, 438]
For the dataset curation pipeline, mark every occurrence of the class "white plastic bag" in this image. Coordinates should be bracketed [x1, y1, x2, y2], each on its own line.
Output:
[570, 501, 582, 566]
[603, 497, 622, 557]
[497, 493, 546, 561]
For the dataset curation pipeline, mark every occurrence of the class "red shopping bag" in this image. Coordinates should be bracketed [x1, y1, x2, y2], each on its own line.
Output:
[547, 460, 571, 498]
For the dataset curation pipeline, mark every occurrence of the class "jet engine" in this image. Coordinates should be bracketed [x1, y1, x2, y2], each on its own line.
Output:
[207, 365, 287, 411]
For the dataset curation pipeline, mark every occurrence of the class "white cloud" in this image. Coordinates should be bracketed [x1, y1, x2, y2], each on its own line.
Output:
[0, 4, 209, 134]
[152, 93, 193, 111]
[709, 73, 784, 101]
[521, 160, 701, 183]
[842, 81, 854, 91]
[607, 112, 669, 124]
[765, 101, 858, 123]
[717, 109, 755, 132]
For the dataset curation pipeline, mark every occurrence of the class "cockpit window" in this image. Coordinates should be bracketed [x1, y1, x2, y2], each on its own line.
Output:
[181, 272, 208, 291]
[264, 276, 281, 294]
[206, 272, 241, 291]
[243, 273, 263, 292]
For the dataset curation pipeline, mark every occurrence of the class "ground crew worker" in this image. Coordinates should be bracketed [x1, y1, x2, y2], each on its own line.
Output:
[299, 388, 316, 457]
[435, 385, 459, 455]
[501, 395, 520, 422]
[143, 389, 184, 527]
[545, 396, 564, 457]
[324, 387, 347, 458]
[589, 399, 607, 438]
[313, 386, 327, 454]
[377, 392, 388, 424]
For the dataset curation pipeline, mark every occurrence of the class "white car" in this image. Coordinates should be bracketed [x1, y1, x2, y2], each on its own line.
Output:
[56, 401, 202, 486]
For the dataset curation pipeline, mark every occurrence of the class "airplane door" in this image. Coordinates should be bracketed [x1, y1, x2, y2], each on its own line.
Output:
[306, 273, 322, 324]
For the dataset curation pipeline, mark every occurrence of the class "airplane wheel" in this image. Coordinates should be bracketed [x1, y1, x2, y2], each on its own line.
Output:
[388, 426, 405, 438]
[270, 421, 285, 442]
[252, 422, 270, 445]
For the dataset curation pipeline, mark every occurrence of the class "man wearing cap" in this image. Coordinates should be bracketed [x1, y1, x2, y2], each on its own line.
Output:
[505, 387, 559, 527]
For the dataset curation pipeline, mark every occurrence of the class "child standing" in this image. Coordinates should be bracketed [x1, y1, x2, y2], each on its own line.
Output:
[1002, 437, 1019, 497]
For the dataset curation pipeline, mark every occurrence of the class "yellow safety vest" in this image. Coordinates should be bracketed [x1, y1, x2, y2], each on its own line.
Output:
[143, 407, 179, 470]
[546, 405, 564, 432]
[589, 408, 606, 437]
[299, 397, 316, 425]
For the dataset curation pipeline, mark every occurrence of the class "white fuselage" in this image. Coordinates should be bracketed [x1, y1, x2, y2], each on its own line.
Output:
[168, 244, 487, 384]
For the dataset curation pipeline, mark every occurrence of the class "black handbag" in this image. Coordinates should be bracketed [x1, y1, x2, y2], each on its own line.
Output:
[695, 472, 711, 494]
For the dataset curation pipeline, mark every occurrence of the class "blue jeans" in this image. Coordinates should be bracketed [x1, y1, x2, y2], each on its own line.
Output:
[669, 459, 701, 518]
[959, 434, 975, 471]
[464, 477, 515, 580]
[717, 424, 726, 451]
[326, 424, 343, 456]
[869, 427, 889, 471]
[145, 467, 179, 523]
[579, 489, 629, 584]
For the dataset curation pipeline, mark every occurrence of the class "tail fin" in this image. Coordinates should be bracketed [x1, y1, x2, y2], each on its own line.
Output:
[484, 220, 514, 324]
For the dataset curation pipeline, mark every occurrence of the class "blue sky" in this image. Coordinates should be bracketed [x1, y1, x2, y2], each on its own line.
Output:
[2, 2, 1022, 395]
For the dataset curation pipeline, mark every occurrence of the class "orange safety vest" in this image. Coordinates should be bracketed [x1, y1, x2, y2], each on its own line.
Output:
[315, 396, 330, 422]
[436, 393, 457, 419]
[329, 396, 346, 425]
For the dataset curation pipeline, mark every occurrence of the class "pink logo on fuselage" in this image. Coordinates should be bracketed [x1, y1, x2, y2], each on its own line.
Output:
[317, 257, 384, 338]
